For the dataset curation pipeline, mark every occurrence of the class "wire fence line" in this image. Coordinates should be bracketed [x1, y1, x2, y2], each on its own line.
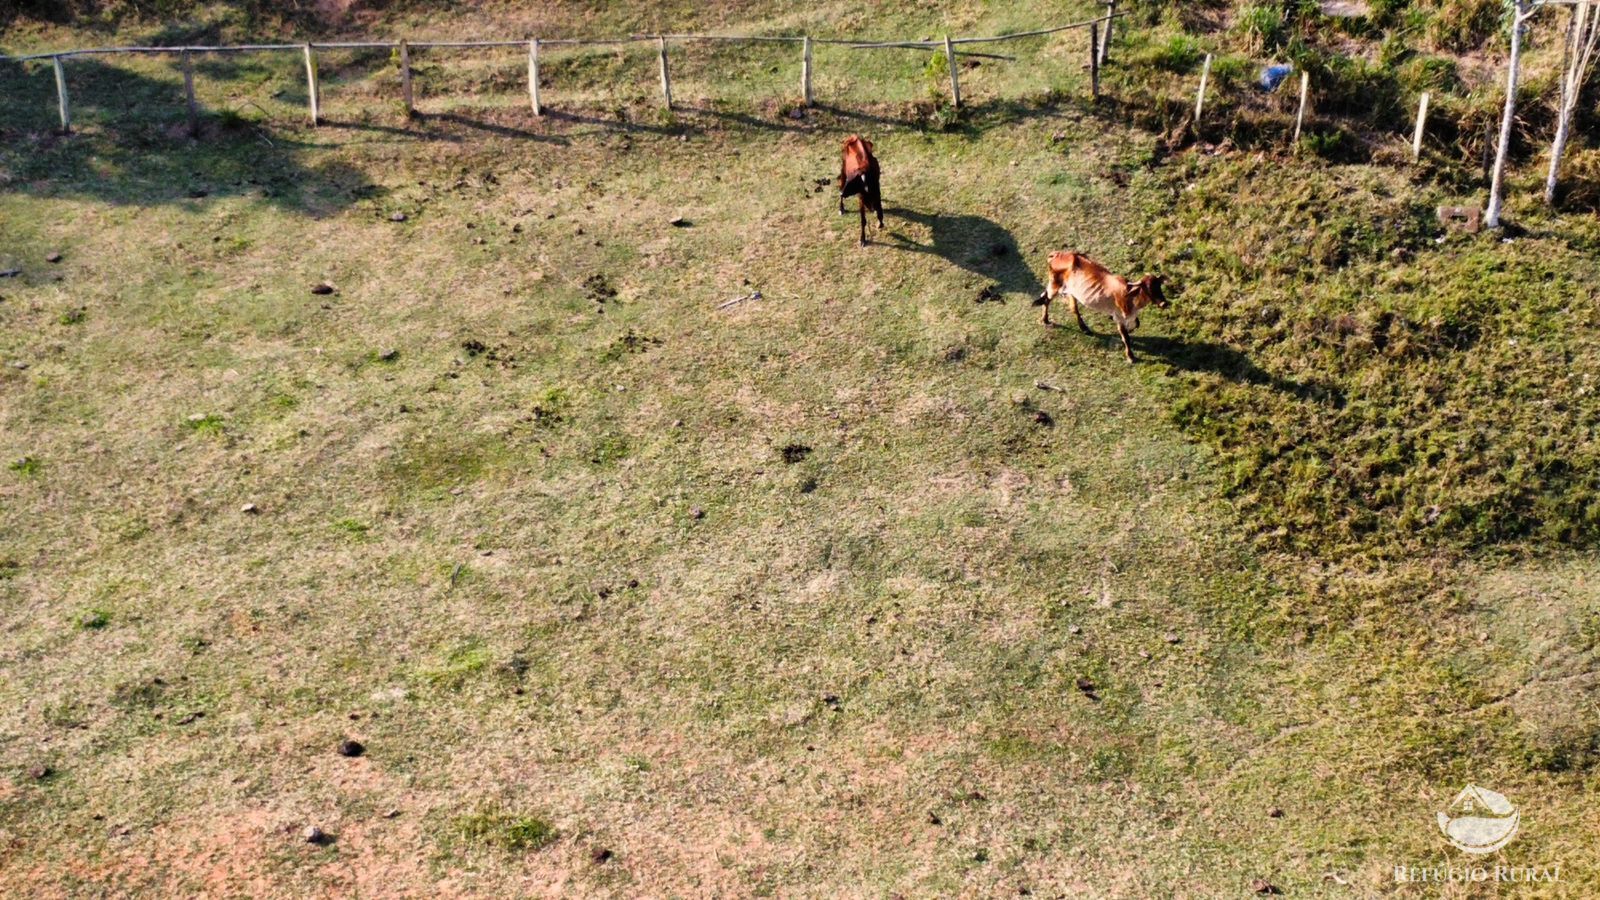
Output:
[0, 8, 1127, 133]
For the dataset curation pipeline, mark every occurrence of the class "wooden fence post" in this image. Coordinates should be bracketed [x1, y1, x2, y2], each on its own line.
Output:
[944, 34, 961, 108]
[1088, 23, 1100, 99]
[1194, 53, 1212, 120]
[52, 56, 71, 133]
[1412, 91, 1430, 162]
[528, 39, 541, 115]
[802, 35, 813, 106]
[1292, 69, 1309, 145]
[1101, 1, 1116, 65]
[399, 39, 414, 118]
[1089, 23, 1100, 100]
[181, 50, 199, 137]
[657, 36, 672, 109]
[303, 43, 320, 125]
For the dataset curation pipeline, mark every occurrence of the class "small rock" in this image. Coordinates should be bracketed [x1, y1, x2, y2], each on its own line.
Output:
[592, 847, 614, 864]
[378, 348, 399, 362]
[690, 507, 705, 520]
[337, 739, 365, 758]
[310, 283, 335, 296]
[27, 764, 51, 780]
[45, 252, 63, 263]
[1068, 624, 1081, 635]
[389, 212, 408, 222]
[1032, 410, 1054, 427]
[240, 503, 258, 514]
[669, 216, 690, 228]
[1164, 632, 1180, 644]
[382, 808, 401, 819]
[0, 268, 21, 278]
[1251, 878, 1278, 895]
[304, 825, 327, 844]
[1267, 807, 1284, 818]
[927, 811, 943, 825]
[10, 362, 28, 370]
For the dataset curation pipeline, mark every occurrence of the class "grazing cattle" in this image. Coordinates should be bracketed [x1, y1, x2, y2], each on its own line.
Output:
[1036, 251, 1169, 364]
[838, 134, 884, 246]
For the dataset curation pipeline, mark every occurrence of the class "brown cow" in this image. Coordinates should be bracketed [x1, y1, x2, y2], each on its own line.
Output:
[1036, 251, 1169, 364]
[838, 134, 884, 247]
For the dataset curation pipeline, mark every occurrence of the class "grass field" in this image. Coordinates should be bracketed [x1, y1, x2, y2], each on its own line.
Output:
[2, 2, 1599, 896]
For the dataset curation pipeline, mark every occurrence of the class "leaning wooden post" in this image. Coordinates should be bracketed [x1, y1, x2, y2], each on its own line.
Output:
[944, 34, 961, 108]
[1101, 1, 1117, 65]
[801, 35, 814, 106]
[528, 39, 541, 115]
[181, 50, 199, 137]
[657, 36, 673, 110]
[399, 39, 414, 118]
[1194, 53, 1212, 120]
[1487, 0, 1533, 229]
[302, 43, 321, 125]
[1412, 91, 1430, 161]
[52, 56, 71, 133]
[1089, 23, 1100, 100]
[1292, 69, 1310, 145]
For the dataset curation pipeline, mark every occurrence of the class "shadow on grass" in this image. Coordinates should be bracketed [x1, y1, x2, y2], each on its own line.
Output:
[1132, 334, 1344, 404]
[0, 55, 378, 217]
[880, 207, 1043, 299]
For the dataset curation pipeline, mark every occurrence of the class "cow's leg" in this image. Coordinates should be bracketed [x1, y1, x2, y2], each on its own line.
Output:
[859, 198, 868, 246]
[1117, 322, 1137, 364]
[1039, 288, 1054, 326]
[1071, 296, 1091, 334]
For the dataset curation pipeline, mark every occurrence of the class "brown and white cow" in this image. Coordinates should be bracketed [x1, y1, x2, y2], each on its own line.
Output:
[838, 134, 884, 247]
[1036, 251, 1169, 364]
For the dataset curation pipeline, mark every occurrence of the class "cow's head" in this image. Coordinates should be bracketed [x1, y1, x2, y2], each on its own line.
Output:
[1136, 275, 1170, 310]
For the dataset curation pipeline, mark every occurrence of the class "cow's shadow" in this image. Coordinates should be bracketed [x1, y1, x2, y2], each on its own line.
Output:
[1128, 334, 1343, 405]
[878, 207, 1043, 300]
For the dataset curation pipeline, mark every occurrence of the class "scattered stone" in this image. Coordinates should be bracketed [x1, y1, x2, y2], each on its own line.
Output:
[378, 348, 399, 362]
[382, 808, 401, 819]
[1436, 205, 1482, 234]
[1074, 677, 1099, 700]
[303, 825, 328, 844]
[310, 283, 335, 296]
[27, 764, 51, 780]
[1164, 632, 1180, 644]
[174, 711, 204, 725]
[1251, 878, 1279, 895]
[668, 216, 691, 228]
[690, 507, 705, 520]
[1068, 624, 1082, 635]
[337, 739, 365, 758]
[592, 847, 614, 863]
[927, 811, 943, 826]
[240, 503, 258, 514]
[1267, 807, 1284, 818]
[45, 252, 62, 263]
[1032, 410, 1054, 427]
[975, 285, 1001, 304]
[389, 212, 408, 222]
[0, 268, 22, 278]
[10, 362, 27, 370]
